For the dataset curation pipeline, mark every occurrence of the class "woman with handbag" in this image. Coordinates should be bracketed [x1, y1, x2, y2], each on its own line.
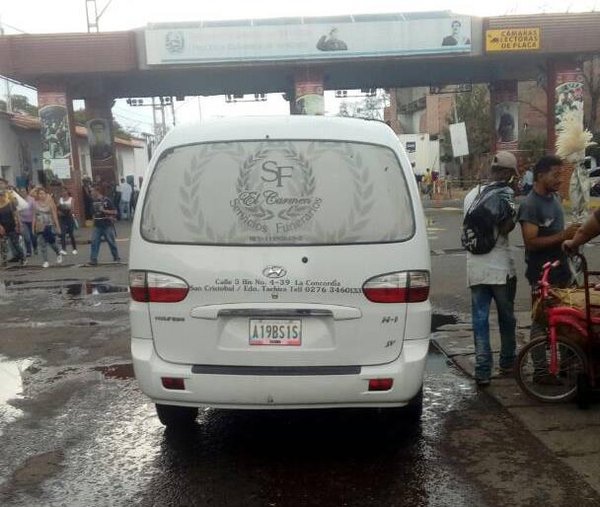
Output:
[32, 187, 63, 268]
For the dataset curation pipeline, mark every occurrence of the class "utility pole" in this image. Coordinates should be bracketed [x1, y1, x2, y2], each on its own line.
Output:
[0, 17, 10, 113]
[85, 0, 114, 32]
[128, 97, 170, 142]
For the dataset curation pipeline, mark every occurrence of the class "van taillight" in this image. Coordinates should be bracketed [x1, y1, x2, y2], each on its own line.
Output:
[129, 271, 189, 303]
[362, 271, 430, 303]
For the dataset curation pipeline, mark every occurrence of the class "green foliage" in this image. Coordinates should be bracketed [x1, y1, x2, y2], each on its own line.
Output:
[0, 94, 39, 116]
[518, 132, 547, 160]
[73, 109, 133, 139]
[453, 84, 492, 157]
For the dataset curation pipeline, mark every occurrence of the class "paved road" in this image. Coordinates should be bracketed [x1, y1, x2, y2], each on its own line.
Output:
[1, 250, 600, 505]
[0, 256, 600, 506]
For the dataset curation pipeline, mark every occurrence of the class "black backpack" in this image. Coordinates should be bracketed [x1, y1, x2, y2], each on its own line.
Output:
[461, 183, 513, 255]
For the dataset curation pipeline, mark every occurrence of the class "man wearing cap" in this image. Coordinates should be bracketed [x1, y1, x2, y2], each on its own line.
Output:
[463, 151, 519, 386]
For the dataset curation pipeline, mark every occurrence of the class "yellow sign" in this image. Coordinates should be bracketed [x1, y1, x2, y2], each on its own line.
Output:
[486, 28, 540, 52]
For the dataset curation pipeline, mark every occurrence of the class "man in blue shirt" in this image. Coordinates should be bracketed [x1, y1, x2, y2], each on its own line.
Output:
[88, 186, 121, 266]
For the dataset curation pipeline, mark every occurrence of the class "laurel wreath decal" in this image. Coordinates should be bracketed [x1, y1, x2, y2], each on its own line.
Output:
[147, 140, 376, 244]
[235, 146, 274, 221]
[177, 144, 242, 242]
[278, 143, 316, 221]
[313, 143, 375, 242]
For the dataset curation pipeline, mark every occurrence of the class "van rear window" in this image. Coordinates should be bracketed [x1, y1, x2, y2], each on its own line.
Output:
[141, 140, 415, 245]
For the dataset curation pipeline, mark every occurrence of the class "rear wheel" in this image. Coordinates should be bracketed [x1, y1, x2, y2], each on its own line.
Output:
[576, 373, 592, 410]
[379, 387, 423, 427]
[515, 337, 586, 403]
[155, 404, 198, 428]
[403, 387, 423, 422]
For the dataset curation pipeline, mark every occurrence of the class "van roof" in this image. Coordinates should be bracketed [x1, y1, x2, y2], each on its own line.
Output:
[158, 116, 399, 150]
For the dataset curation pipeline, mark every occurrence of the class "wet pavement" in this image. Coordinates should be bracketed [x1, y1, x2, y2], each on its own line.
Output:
[1, 259, 600, 505]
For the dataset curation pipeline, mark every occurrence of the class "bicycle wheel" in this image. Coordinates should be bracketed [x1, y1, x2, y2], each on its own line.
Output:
[516, 336, 586, 403]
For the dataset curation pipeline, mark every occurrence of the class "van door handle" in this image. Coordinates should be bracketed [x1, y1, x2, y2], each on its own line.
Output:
[190, 304, 362, 321]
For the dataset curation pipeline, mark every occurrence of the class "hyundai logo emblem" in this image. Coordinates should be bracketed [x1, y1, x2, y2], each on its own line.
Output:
[263, 266, 287, 278]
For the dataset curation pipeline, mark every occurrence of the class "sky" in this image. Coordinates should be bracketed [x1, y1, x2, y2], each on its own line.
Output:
[1, 0, 598, 133]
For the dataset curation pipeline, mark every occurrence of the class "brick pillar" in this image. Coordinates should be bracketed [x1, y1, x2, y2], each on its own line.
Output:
[37, 82, 84, 221]
[490, 80, 519, 153]
[84, 95, 118, 200]
[292, 69, 324, 115]
[547, 59, 585, 198]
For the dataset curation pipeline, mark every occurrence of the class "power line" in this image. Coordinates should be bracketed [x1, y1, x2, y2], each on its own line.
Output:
[112, 111, 153, 126]
[0, 20, 28, 34]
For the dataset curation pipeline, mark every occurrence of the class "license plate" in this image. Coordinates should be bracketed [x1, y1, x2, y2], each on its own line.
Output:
[249, 319, 302, 346]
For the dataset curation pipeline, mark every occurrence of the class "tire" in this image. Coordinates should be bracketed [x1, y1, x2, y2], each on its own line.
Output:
[403, 387, 424, 423]
[379, 387, 423, 427]
[515, 336, 586, 403]
[155, 404, 198, 428]
[576, 373, 592, 410]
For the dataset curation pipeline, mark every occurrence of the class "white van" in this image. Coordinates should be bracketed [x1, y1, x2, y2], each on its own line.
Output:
[129, 116, 431, 427]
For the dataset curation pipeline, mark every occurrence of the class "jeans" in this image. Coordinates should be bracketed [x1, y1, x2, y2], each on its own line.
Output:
[0, 230, 25, 263]
[59, 217, 77, 251]
[470, 277, 517, 380]
[36, 226, 60, 262]
[119, 200, 130, 220]
[90, 225, 120, 263]
[22, 221, 36, 255]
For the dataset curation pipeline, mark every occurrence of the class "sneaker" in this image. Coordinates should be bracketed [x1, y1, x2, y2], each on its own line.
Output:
[72, 249, 78, 255]
[114, 258, 121, 263]
[476, 378, 491, 387]
[88, 261, 98, 266]
[59, 250, 67, 255]
[42, 261, 50, 268]
[498, 366, 514, 377]
[57, 255, 63, 264]
[20, 258, 27, 267]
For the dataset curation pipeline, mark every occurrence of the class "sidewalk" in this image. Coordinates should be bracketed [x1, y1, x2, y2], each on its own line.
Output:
[2, 221, 132, 269]
[432, 314, 600, 495]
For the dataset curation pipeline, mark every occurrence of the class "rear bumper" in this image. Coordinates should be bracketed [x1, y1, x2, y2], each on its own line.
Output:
[131, 337, 429, 409]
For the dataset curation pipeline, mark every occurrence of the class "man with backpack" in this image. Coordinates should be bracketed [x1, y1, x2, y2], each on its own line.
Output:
[462, 151, 519, 386]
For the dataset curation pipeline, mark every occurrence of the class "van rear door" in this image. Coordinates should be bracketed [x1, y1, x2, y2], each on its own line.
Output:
[138, 139, 426, 367]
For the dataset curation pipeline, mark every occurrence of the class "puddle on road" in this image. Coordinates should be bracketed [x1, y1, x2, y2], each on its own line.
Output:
[0, 278, 128, 300]
[94, 363, 135, 380]
[0, 357, 33, 434]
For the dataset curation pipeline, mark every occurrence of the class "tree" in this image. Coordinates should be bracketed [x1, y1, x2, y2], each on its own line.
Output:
[73, 109, 133, 139]
[583, 55, 600, 135]
[0, 94, 39, 115]
[337, 91, 389, 120]
[441, 85, 492, 182]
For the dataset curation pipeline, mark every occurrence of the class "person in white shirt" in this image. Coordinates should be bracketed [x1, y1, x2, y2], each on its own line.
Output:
[464, 151, 518, 386]
[118, 178, 133, 220]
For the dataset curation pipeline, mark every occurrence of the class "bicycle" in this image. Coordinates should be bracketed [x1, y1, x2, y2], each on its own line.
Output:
[515, 253, 600, 407]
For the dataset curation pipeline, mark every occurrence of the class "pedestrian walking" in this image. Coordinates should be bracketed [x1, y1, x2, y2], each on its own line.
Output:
[422, 169, 433, 198]
[89, 185, 120, 266]
[117, 178, 133, 220]
[57, 187, 78, 255]
[462, 152, 519, 386]
[0, 178, 26, 267]
[518, 155, 579, 342]
[17, 187, 37, 257]
[32, 187, 64, 268]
